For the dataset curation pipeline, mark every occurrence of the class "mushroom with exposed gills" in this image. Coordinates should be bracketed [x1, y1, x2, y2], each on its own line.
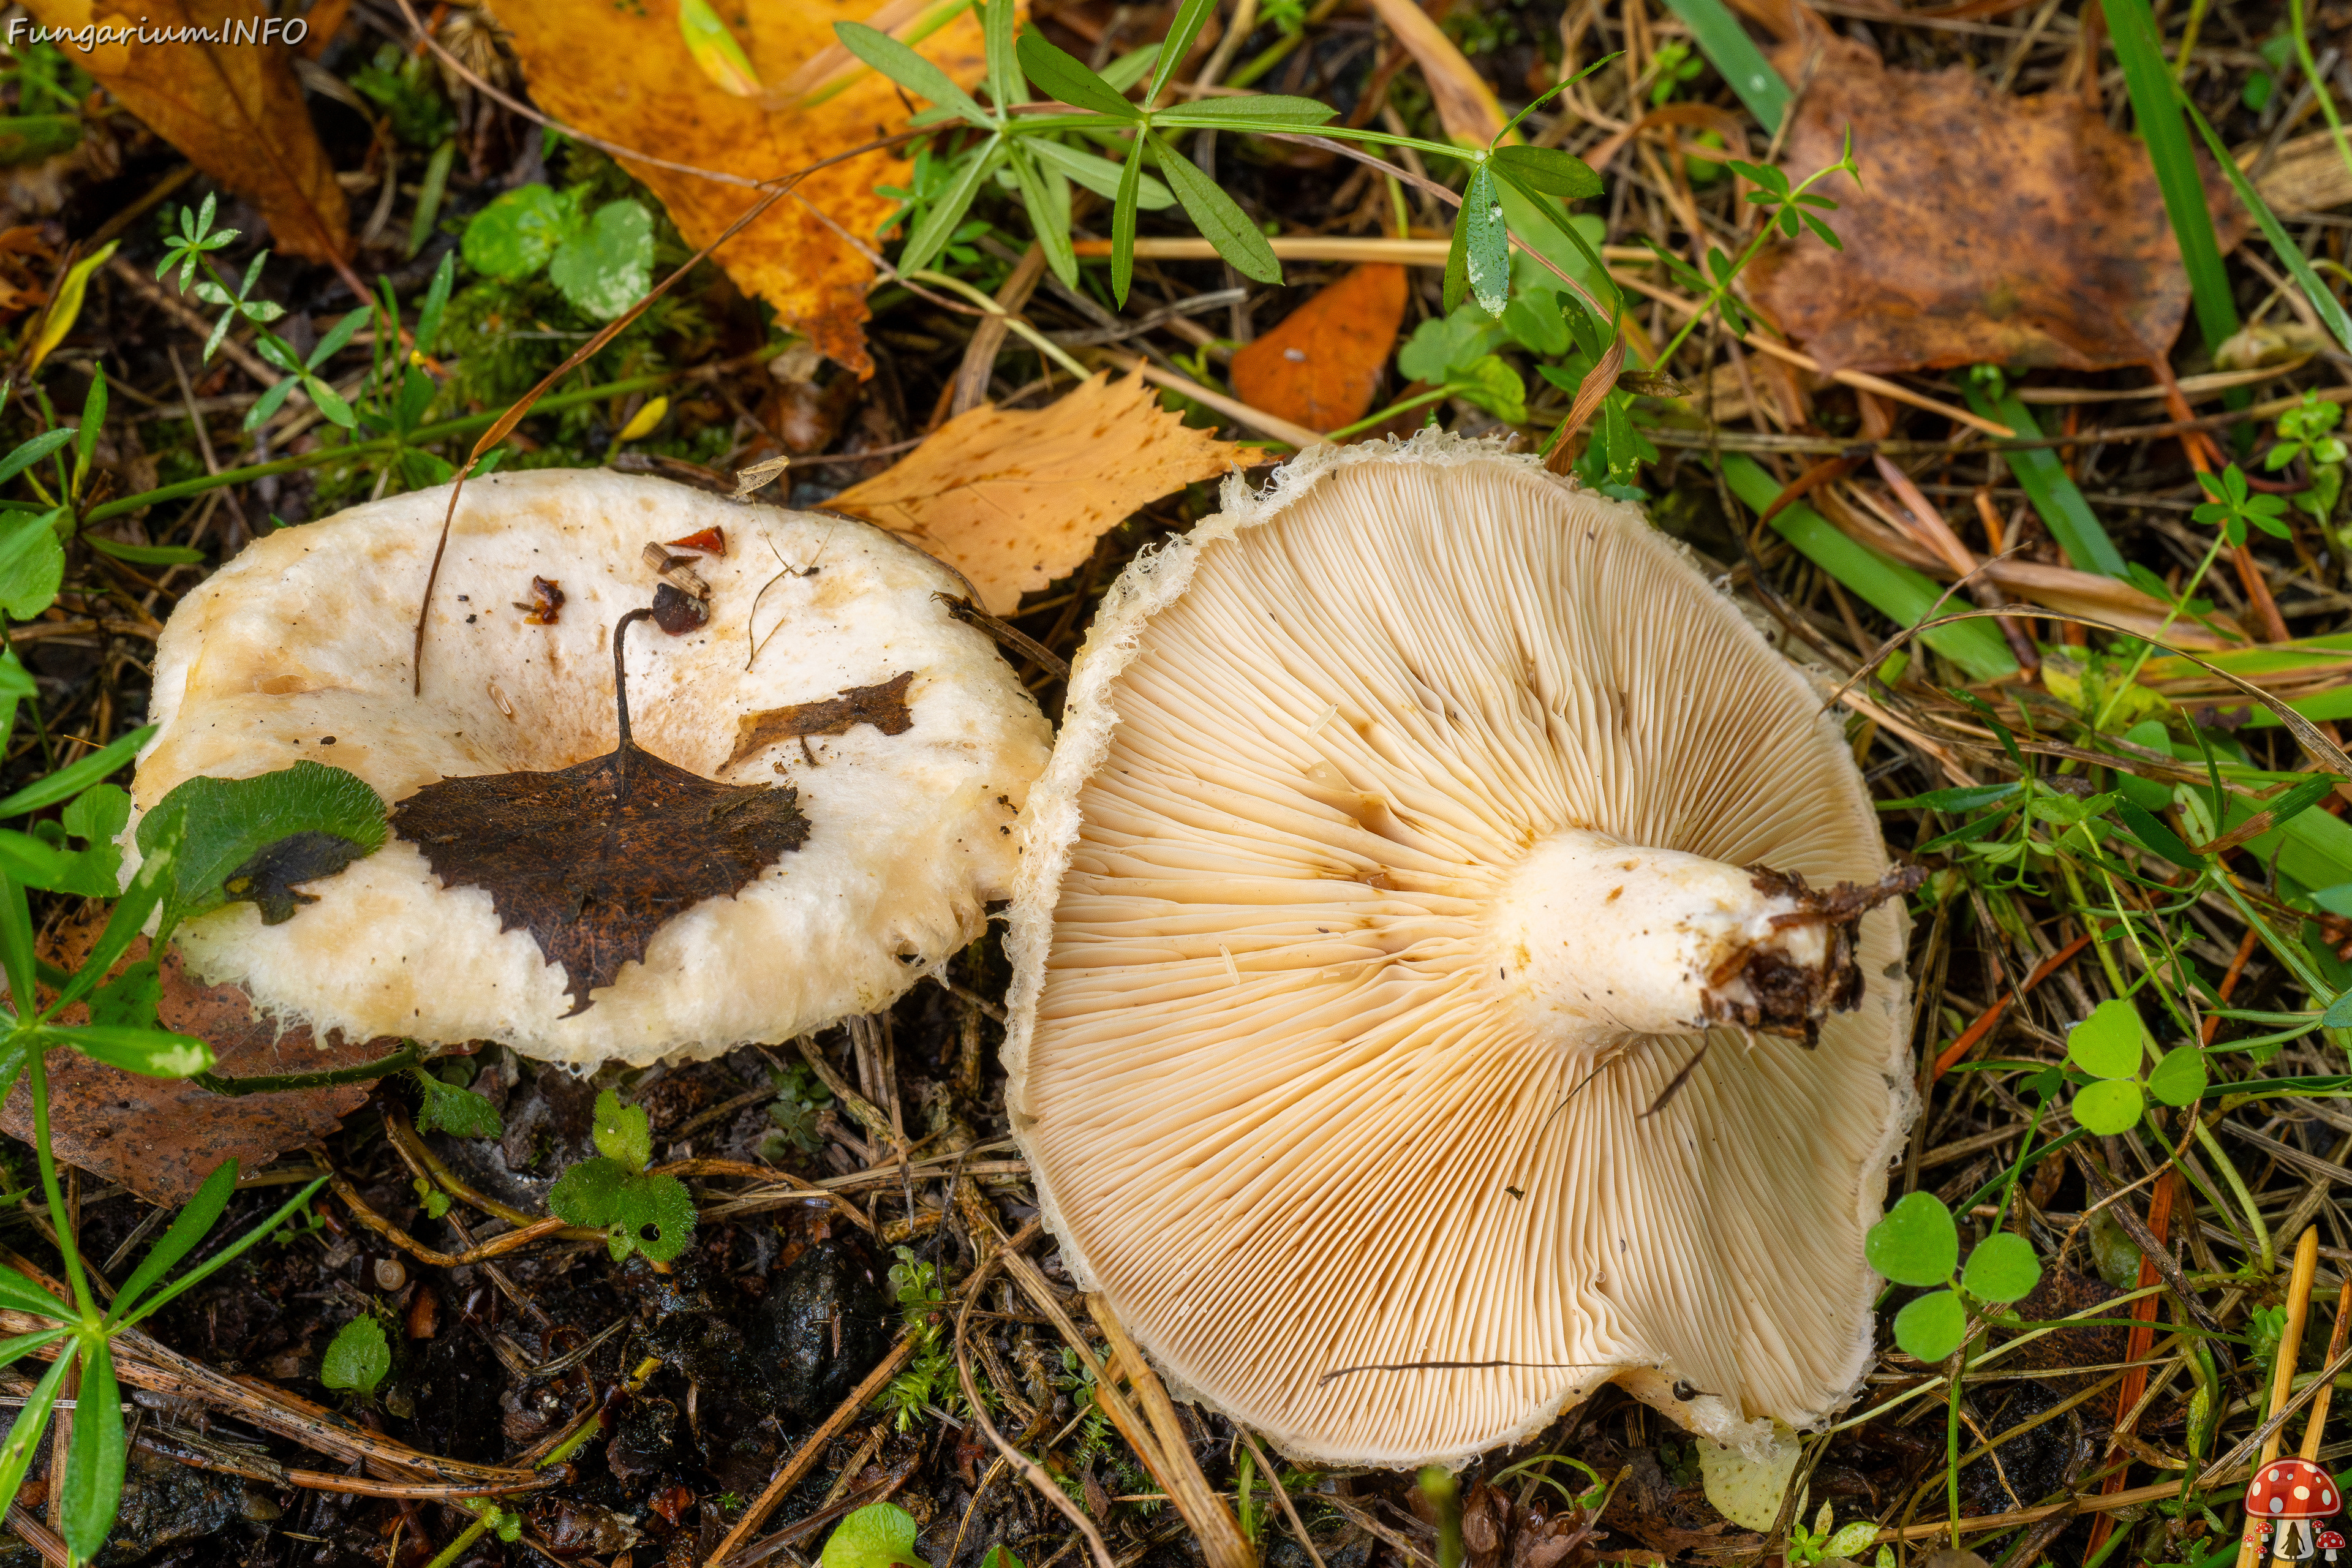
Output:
[126, 469, 1053, 1068]
[1004, 434, 1918, 1468]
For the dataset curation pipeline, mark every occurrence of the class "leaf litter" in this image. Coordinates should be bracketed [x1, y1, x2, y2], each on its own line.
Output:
[826, 370, 1238, 614]
[3, 918, 395, 1204]
[484, 0, 995, 374]
[1744, 36, 2253, 372]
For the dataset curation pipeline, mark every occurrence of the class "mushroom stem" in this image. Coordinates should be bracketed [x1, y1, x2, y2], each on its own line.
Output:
[1489, 829, 1919, 1046]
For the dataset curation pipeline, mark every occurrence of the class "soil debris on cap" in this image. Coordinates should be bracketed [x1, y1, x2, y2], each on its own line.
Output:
[515, 575, 565, 625]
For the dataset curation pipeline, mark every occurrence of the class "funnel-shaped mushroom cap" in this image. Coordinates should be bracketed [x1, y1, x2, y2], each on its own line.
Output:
[1005, 436, 1913, 1468]
[130, 470, 1051, 1068]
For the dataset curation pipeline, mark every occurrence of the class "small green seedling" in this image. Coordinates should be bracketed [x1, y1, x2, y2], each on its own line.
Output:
[320, 1315, 391, 1401]
[2065, 998, 2207, 1136]
[1865, 1191, 2043, 1363]
[462, 184, 656, 322]
[548, 1089, 696, 1263]
[820, 1502, 930, 1568]
[412, 1063, 502, 1140]
[1783, 1499, 1880, 1567]
[2192, 463, 2292, 547]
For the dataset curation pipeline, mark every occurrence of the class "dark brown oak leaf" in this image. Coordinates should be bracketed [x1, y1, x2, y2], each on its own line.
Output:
[391, 609, 809, 1016]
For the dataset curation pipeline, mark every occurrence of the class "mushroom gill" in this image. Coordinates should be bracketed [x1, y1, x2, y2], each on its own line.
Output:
[1004, 434, 1915, 1468]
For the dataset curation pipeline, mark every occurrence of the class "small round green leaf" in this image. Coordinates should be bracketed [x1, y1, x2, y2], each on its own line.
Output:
[549, 200, 655, 321]
[2065, 998, 2143, 1079]
[2146, 1044, 2209, 1107]
[821, 1504, 930, 1568]
[460, 184, 573, 281]
[1961, 1231, 2042, 1305]
[2071, 1077, 2145, 1136]
[1892, 1289, 1967, 1363]
[1866, 1191, 1959, 1287]
[320, 1315, 390, 1397]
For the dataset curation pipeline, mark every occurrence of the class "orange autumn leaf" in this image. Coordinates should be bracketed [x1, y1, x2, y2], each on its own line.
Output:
[23, 0, 348, 263]
[1231, 264, 1408, 434]
[828, 372, 1239, 615]
[486, 0, 997, 375]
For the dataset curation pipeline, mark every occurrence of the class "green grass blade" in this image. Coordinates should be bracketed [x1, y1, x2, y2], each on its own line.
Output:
[0, 725, 153, 818]
[1657, 0, 1790, 133]
[1720, 455, 2018, 682]
[1959, 385, 2130, 578]
[2183, 96, 2352, 355]
[2106, 0, 2242, 380]
[109, 1158, 237, 1321]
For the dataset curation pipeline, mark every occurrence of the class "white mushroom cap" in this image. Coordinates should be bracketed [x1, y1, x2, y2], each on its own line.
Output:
[1003, 434, 1913, 1469]
[129, 470, 1052, 1068]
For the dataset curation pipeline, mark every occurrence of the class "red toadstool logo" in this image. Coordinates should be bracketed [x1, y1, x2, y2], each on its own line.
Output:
[2247, 1458, 2343, 1561]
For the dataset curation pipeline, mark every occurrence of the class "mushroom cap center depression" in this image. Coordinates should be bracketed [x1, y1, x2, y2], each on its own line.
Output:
[1487, 828, 1833, 1045]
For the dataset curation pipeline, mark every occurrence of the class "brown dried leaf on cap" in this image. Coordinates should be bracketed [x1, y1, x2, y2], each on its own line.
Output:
[827, 371, 1240, 616]
[393, 610, 815, 1017]
[20, 0, 348, 263]
[1, 918, 398, 1204]
[1743, 37, 2249, 373]
[483, 0, 995, 374]
[126, 470, 1052, 1069]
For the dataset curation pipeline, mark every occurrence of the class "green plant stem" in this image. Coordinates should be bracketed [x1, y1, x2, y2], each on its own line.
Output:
[2292, 0, 2352, 190]
[1223, 28, 1304, 92]
[903, 269, 1092, 379]
[83, 371, 679, 524]
[2090, 528, 2227, 731]
[194, 1044, 424, 1098]
[1946, 1335, 1967, 1542]
[1651, 161, 1852, 368]
[26, 1054, 93, 1323]
[421, 1513, 493, 1568]
[2190, 1113, 2272, 1272]
[1324, 383, 1459, 440]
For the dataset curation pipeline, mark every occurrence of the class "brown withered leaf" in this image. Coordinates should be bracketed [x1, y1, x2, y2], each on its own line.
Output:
[393, 614, 809, 1015]
[1744, 38, 2248, 374]
[24, 0, 348, 264]
[484, 0, 993, 374]
[1, 922, 396, 1204]
[1231, 265, 1408, 434]
[829, 372, 1238, 615]
[728, 671, 913, 768]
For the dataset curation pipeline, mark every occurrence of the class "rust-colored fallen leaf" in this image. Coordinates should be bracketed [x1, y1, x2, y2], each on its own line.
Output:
[728, 671, 913, 768]
[2, 921, 399, 1204]
[1230, 265, 1408, 434]
[1744, 38, 2248, 374]
[827, 371, 1240, 615]
[484, 0, 995, 375]
[23, 0, 348, 264]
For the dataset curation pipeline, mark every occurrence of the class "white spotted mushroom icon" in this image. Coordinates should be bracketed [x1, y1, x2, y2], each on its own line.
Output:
[2319, 1528, 2346, 1564]
[2245, 1456, 2340, 1561]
